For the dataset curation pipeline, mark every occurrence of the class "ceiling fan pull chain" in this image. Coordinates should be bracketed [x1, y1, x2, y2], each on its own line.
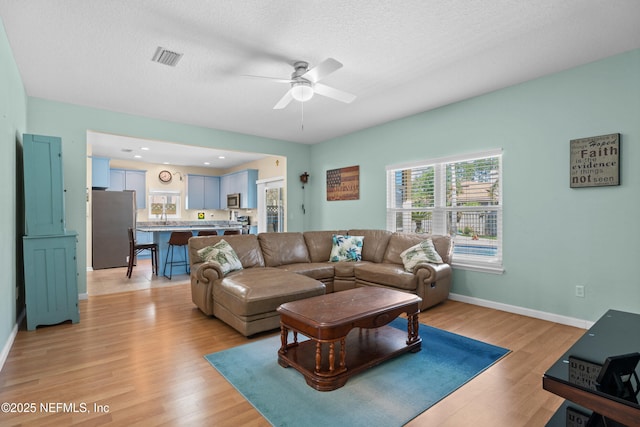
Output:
[301, 100, 305, 131]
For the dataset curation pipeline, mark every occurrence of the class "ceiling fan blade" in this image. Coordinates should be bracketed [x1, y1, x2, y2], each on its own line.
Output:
[314, 83, 356, 104]
[273, 88, 294, 109]
[242, 75, 293, 84]
[302, 58, 343, 83]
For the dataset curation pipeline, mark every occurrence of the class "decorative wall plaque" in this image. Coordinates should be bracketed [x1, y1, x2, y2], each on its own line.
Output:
[570, 133, 620, 188]
[326, 165, 360, 201]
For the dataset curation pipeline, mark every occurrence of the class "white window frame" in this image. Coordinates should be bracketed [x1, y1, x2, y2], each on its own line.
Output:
[386, 149, 503, 274]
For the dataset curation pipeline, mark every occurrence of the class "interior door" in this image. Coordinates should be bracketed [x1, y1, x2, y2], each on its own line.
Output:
[257, 177, 285, 233]
[265, 187, 284, 232]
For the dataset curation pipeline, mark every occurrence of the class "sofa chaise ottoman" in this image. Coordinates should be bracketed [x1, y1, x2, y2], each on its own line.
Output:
[212, 267, 325, 337]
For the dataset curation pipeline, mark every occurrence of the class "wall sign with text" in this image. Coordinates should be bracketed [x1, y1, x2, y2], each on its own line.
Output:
[570, 133, 620, 188]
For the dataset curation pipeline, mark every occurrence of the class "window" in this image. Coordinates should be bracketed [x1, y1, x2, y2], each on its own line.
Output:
[148, 191, 181, 220]
[386, 149, 503, 273]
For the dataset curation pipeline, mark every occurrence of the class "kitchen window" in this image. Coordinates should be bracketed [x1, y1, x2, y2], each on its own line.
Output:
[386, 149, 503, 273]
[149, 191, 181, 220]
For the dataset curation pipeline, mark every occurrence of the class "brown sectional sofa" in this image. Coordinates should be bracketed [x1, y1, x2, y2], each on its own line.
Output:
[188, 229, 453, 336]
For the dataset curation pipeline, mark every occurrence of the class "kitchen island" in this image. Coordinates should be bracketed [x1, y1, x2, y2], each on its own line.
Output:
[136, 221, 243, 277]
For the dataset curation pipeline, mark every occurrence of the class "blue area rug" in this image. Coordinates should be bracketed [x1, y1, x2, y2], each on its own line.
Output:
[204, 318, 510, 427]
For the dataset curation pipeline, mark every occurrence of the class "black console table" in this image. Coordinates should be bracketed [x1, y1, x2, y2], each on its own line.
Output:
[543, 309, 640, 427]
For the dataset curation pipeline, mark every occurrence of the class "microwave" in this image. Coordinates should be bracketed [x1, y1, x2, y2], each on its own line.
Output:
[227, 193, 241, 209]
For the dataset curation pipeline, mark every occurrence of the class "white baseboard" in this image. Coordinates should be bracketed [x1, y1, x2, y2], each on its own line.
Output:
[448, 293, 594, 330]
[79, 293, 88, 300]
[0, 309, 25, 373]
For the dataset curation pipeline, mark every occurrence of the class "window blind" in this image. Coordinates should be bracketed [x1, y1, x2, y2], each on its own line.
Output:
[386, 150, 503, 273]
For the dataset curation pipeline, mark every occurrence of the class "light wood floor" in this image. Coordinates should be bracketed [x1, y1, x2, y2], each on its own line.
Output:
[0, 263, 585, 426]
[87, 259, 190, 296]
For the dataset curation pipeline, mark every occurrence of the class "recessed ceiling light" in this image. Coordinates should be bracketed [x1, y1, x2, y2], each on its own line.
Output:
[163, 162, 170, 165]
[218, 156, 225, 159]
[141, 147, 150, 151]
[204, 162, 210, 165]
[134, 155, 142, 159]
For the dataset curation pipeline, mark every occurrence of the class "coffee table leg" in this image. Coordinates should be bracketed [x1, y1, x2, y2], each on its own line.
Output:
[329, 342, 335, 372]
[279, 325, 289, 354]
[407, 312, 421, 346]
[315, 341, 322, 373]
[312, 338, 346, 376]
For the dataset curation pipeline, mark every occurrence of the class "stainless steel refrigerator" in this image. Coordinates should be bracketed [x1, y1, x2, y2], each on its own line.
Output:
[92, 190, 136, 269]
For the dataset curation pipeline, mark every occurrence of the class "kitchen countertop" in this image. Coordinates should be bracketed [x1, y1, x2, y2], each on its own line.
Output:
[136, 220, 243, 232]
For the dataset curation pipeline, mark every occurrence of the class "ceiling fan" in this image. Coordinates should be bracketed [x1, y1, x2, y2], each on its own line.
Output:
[246, 58, 356, 110]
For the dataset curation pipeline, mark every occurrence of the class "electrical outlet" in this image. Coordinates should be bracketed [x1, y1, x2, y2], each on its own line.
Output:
[575, 285, 585, 298]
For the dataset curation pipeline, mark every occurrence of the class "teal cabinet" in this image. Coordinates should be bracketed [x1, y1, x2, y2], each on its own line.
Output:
[108, 168, 146, 209]
[186, 174, 220, 210]
[91, 156, 110, 189]
[22, 133, 79, 330]
[23, 234, 79, 330]
[23, 134, 65, 236]
[220, 169, 258, 209]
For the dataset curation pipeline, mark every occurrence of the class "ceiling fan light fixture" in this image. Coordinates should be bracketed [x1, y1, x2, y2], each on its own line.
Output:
[291, 81, 314, 102]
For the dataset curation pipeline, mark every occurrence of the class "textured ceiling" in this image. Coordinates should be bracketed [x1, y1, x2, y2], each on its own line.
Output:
[2, 0, 640, 152]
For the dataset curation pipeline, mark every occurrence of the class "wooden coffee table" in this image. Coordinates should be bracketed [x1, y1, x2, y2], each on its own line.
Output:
[277, 287, 422, 391]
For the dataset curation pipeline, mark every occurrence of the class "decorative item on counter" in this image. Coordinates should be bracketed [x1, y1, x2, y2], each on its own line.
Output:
[198, 212, 205, 220]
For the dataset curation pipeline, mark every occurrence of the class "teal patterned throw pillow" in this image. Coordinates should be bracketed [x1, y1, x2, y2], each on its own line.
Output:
[197, 239, 243, 276]
[329, 235, 364, 262]
[400, 239, 444, 272]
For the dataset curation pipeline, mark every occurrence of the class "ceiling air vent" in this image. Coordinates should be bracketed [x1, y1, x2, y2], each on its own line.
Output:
[151, 47, 183, 67]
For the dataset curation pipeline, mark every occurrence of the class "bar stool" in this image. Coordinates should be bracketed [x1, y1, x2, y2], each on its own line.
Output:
[198, 230, 219, 236]
[223, 229, 241, 235]
[127, 227, 159, 278]
[163, 231, 193, 279]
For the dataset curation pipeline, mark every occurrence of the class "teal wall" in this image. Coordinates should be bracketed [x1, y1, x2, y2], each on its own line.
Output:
[309, 49, 640, 322]
[26, 99, 312, 295]
[0, 17, 27, 358]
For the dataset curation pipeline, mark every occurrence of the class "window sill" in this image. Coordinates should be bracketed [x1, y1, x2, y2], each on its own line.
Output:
[451, 261, 504, 275]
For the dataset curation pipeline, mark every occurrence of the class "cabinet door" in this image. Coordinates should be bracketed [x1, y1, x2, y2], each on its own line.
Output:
[186, 175, 205, 209]
[23, 234, 79, 330]
[108, 169, 126, 191]
[91, 157, 110, 189]
[203, 176, 220, 210]
[23, 134, 65, 236]
[219, 174, 231, 209]
[242, 169, 258, 209]
[125, 170, 146, 209]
